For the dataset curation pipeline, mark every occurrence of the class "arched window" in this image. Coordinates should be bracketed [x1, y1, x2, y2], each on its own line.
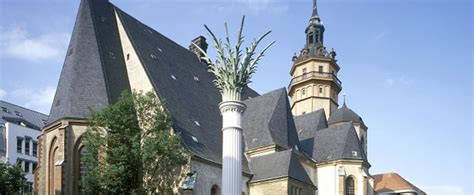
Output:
[345, 177, 355, 195]
[73, 138, 85, 193]
[48, 137, 61, 195]
[308, 32, 314, 44]
[211, 185, 221, 195]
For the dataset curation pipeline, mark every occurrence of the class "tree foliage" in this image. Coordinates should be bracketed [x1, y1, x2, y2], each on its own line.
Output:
[0, 162, 27, 194]
[81, 91, 190, 194]
[193, 16, 275, 101]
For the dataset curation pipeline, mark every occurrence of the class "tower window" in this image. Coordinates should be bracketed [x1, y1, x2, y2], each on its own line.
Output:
[302, 89, 306, 95]
[315, 34, 319, 43]
[319, 87, 323, 94]
[309, 32, 314, 44]
[318, 66, 323, 73]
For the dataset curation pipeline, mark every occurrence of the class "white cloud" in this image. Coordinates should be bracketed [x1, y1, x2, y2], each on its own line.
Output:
[0, 27, 70, 62]
[385, 76, 412, 87]
[10, 86, 56, 114]
[0, 89, 6, 99]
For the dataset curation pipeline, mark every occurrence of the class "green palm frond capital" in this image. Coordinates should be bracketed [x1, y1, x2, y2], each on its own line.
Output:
[192, 16, 275, 102]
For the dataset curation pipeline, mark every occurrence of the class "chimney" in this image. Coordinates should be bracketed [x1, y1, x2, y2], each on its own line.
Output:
[189, 36, 208, 62]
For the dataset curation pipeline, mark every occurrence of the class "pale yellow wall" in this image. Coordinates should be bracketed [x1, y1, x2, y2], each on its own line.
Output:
[292, 60, 337, 77]
[36, 121, 89, 195]
[249, 178, 315, 195]
[317, 162, 373, 195]
[115, 11, 155, 93]
[290, 58, 340, 118]
[250, 179, 288, 195]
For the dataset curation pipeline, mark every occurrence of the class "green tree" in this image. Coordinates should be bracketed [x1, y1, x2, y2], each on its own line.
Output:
[0, 162, 27, 194]
[81, 91, 190, 194]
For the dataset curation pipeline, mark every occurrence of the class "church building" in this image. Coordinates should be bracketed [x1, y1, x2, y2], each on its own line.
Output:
[34, 0, 424, 194]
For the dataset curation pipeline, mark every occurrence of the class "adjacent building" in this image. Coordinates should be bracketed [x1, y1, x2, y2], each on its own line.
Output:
[373, 173, 426, 195]
[34, 0, 425, 194]
[1, 100, 48, 194]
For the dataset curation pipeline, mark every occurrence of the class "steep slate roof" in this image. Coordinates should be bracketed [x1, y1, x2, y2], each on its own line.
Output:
[1, 100, 48, 131]
[242, 88, 300, 150]
[294, 109, 327, 141]
[299, 122, 367, 162]
[328, 103, 364, 125]
[114, 7, 259, 166]
[47, 0, 130, 124]
[373, 173, 426, 194]
[48, 0, 261, 170]
[249, 149, 313, 186]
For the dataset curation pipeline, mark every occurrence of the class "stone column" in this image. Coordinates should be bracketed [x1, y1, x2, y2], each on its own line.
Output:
[219, 101, 246, 195]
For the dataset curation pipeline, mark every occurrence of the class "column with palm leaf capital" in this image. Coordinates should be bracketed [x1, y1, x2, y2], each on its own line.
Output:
[194, 16, 274, 195]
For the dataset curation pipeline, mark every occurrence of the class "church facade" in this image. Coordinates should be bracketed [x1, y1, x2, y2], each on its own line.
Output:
[34, 0, 422, 195]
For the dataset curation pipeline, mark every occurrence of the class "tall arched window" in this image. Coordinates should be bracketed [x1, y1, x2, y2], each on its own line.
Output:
[74, 138, 85, 193]
[48, 137, 61, 195]
[345, 177, 355, 195]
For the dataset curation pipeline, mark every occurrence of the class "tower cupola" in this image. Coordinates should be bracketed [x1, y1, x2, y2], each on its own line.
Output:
[306, 0, 325, 48]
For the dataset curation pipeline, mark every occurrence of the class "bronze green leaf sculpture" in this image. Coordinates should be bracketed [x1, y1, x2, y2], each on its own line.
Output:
[193, 16, 275, 101]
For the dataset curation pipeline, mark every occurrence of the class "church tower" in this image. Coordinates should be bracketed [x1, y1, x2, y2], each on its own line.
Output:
[288, 0, 342, 118]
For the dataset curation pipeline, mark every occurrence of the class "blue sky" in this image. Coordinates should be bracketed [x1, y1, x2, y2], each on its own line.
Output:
[0, 0, 472, 194]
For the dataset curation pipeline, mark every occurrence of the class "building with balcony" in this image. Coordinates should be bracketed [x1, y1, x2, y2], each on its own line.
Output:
[1, 100, 47, 194]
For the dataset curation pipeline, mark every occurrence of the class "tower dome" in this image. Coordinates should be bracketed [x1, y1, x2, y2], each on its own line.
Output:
[328, 102, 364, 125]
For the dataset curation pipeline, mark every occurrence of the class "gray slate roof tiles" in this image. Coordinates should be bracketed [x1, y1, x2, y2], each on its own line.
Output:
[114, 5, 261, 167]
[1, 100, 48, 130]
[299, 122, 367, 162]
[294, 109, 327, 141]
[243, 88, 300, 151]
[249, 149, 314, 186]
[47, 0, 130, 124]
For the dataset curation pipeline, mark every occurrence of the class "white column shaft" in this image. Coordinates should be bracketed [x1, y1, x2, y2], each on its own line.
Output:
[220, 101, 245, 195]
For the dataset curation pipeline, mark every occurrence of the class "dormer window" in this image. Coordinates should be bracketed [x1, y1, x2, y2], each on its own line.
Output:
[1, 107, 9, 113]
[15, 111, 23, 117]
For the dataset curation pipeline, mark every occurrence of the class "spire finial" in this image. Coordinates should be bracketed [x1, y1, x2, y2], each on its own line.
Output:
[342, 92, 347, 107]
[312, 0, 319, 19]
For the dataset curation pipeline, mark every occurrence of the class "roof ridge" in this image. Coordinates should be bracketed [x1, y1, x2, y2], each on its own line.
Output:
[0, 100, 48, 116]
[267, 88, 290, 148]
